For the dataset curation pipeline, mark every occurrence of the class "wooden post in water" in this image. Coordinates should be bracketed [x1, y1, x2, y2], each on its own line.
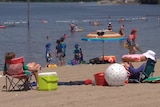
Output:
[27, 0, 30, 30]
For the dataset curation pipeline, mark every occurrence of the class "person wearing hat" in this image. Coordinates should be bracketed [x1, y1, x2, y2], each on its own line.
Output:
[73, 44, 83, 64]
[107, 22, 112, 31]
[124, 50, 156, 80]
[126, 28, 142, 54]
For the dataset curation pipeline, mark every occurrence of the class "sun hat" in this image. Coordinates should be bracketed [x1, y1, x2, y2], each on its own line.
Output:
[143, 50, 156, 61]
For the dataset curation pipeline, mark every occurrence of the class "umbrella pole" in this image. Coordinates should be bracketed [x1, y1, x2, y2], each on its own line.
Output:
[102, 41, 104, 63]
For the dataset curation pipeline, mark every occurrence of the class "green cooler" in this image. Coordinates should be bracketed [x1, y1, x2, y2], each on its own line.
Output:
[38, 72, 58, 91]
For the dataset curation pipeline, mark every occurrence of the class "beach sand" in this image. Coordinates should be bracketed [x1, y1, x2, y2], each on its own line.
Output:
[0, 60, 160, 107]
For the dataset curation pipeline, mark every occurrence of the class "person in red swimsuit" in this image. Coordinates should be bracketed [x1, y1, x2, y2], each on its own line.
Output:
[127, 29, 142, 54]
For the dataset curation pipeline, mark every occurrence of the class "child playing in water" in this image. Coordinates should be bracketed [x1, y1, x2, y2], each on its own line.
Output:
[73, 44, 83, 64]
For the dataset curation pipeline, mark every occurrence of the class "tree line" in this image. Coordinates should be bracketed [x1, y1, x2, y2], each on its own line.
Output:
[0, 0, 97, 2]
[138, 0, 159, 4]
[0, 0, 159, 4]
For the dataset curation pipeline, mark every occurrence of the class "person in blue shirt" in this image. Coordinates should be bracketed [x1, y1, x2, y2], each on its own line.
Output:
[60, 37, 67, 65]
[55, 39, 63, 66]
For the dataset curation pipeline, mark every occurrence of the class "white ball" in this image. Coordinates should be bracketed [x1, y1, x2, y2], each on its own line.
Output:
[105, 63, 128, 86]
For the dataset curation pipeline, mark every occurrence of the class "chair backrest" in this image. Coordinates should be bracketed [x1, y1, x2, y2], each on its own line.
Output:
[5, 57, 24, 76]
[139, 58, 156, 82]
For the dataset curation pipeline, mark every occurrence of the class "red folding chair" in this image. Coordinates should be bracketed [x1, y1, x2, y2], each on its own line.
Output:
[5, 57, 32, 91]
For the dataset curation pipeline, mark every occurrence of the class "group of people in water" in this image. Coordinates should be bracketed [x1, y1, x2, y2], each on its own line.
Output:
[45, 34, 84, 67]
[105, 21, 141, 55]
[45, 35, 67, 66]
[70, 19, 143, 57]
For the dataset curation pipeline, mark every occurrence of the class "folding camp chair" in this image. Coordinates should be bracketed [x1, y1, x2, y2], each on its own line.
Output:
[5, 57, 32, 91]
[128, 58, 156, 83]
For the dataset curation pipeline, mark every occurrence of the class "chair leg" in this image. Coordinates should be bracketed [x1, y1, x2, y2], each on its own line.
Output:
[23, 78, 30, 90]
[5, 76, 15, 91]
[5, 76, 8, 91]
[5, 76, 16, 91]
[9, 78, 19, 91]
[5, 75, 33, 91]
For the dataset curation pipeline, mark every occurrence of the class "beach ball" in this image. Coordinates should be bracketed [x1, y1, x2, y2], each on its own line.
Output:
[105, 63, 128, 86]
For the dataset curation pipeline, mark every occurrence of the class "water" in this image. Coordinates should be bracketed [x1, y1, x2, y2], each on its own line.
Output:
[0, 2, 160, 70]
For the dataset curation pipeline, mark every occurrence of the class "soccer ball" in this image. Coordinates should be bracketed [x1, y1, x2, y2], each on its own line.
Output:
[105, 63, 128, 86]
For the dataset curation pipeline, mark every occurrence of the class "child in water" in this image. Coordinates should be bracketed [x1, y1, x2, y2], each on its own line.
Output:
[73, 44, 83, 64]
[45, 36, 52, 66]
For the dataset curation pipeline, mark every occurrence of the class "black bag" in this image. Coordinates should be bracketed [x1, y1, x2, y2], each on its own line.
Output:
[89, 57, 102, 64]
[89, 57, 111, 64]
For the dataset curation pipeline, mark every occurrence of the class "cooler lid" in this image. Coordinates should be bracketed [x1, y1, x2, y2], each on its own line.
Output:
[38, 72, 57, 76]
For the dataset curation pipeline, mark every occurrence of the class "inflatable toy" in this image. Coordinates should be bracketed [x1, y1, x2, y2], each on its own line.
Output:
[75, 28, 83, 32]
[122, 54, 146, 62]
[100, 55, 116, 63]
[0, 25, 6, 29]
[86, 30, 122, 38]
[47, 64, 57, 68]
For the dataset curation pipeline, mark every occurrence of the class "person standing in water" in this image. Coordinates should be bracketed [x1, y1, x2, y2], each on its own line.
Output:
[126, 29, 142, 54]
[45, 36, 52, 66]
[119, 25, 125, 36]
[70, 23, 75, 32]
[55, 39, 63, 66]
[60, 37, 67, 65]
[107, 22, 112, 31]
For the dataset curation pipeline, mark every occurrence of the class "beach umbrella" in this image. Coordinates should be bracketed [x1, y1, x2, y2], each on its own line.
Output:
[81, 30, 126, 62]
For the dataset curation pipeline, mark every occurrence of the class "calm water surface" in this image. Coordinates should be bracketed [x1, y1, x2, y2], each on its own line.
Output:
[0, 2, 160, 70]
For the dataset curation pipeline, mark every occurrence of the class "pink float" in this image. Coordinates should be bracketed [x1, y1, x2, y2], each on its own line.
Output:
[122, 54, 146, 62]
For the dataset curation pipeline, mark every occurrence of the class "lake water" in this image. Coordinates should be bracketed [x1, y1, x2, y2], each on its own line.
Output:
[0, 2, 160, 70]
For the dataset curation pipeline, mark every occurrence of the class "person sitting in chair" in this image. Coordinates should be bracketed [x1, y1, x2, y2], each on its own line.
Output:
[124, 50, 156, 80]
[3, 52, 41, 88]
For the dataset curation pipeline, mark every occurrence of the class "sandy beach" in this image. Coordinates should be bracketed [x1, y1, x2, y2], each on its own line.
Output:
[1, 59, 160, 107]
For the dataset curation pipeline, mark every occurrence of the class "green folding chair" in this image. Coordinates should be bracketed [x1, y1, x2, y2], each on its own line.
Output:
[128, 58, 156, 83]
[139, 58, 156, 82]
